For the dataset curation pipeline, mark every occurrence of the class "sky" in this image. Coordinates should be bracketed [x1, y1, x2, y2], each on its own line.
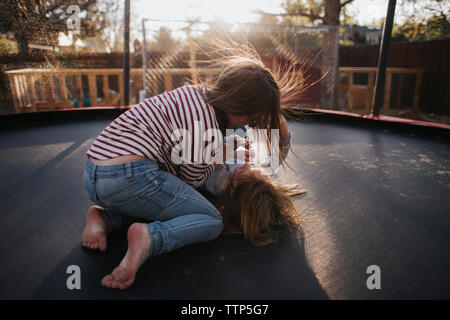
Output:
[61, 0, 438, 46]
[124, 0, 391, 44]
[135, 0, 390, 26]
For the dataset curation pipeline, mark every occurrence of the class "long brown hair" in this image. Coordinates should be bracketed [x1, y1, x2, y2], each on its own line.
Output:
[218, 169, 303, 246]
[204, 57, 281, 133]
[194, 36, 305, 164]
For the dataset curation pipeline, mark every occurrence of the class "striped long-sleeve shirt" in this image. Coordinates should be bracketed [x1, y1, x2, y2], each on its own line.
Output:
[86, 85, 221, 188]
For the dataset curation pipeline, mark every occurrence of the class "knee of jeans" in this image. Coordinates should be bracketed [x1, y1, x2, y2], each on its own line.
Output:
[205, 205, 223, 222]
[211, 218, 224, 239]
[216, 218, 224, 234]
[197, 211, 223, 239]
[199, 217, 224, 242]
[211, 211, 223, 230]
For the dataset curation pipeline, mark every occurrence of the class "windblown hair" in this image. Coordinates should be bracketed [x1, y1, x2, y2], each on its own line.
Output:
[204, 57, 281, 133]
[192, 35, 306, 164]
[217, 170, 303, 246]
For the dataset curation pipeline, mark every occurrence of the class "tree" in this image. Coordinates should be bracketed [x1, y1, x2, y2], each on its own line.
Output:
[256, 0, 355, 26]
[392, 13, 450, 42]
[392, 0, 449, 42]
[151, 27, 177, 52]
[399, 0, 449, 24]
[0, 0, 107, 58]
[0, 36, 18, 54]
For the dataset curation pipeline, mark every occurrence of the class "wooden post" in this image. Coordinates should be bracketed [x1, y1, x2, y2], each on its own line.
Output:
[8, 75, 19, 112]
[164, 73, 172, 91]
[59, 75, 69, 107]
[88, 74, 97, 107]
[15, 75, 25, 110]
[27, 74, 37, 112]
[43, 73, 55, 109]
[102, 74, 110, 105]
[15, 75, 25, 109]
[118, 73, 124, 106]
[76, 74, 84, 107]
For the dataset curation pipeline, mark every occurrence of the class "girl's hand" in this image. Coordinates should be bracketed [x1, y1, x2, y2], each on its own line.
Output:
[214, 135, 254, 168]
[228, 135, 254, 163]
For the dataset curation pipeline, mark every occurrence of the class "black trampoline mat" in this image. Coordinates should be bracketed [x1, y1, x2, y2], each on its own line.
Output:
[0, 113, 449, 299]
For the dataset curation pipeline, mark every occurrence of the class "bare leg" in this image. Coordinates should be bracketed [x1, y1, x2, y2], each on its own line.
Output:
[81, 206, 108, 252]
[101, 223, 151, 290]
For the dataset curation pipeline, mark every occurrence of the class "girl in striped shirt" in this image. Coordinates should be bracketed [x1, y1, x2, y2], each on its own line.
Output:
[82, 56, 297, 290]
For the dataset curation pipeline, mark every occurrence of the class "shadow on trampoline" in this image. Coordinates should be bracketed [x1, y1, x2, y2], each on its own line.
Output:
[31, 225, 329, 299]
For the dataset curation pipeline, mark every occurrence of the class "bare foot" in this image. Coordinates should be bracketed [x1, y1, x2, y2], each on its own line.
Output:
[81, 206, 108, 252]
[101, 223, 151, 290]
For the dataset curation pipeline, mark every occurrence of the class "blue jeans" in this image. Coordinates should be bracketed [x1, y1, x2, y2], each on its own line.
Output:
[82, 157, 223, 258]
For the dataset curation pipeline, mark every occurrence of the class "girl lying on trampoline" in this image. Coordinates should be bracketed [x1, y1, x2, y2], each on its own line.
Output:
[81, 52, 304, 290]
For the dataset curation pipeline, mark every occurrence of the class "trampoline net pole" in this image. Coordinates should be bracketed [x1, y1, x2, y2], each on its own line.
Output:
[142, 18, 148, 99]
[123, 0, 130, 106]
[371, 0, 397, 117]
[136, 20, 338, 109]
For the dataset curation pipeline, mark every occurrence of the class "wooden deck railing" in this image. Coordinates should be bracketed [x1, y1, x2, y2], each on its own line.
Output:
[5, 68, 220, 113]
[6, 67, 425, 114]
[339, 67, 425, 113]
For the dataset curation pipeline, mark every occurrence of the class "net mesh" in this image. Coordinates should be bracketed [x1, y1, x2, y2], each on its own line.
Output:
[140, 20, 339, 109]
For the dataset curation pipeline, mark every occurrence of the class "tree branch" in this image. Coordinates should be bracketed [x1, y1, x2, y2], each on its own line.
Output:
[423, 6, 444, 15]
[340, 0, 355, 9]
[42, 0, 72, 17]
[42, 0, 96, 20]
[253, 9, 323, 22]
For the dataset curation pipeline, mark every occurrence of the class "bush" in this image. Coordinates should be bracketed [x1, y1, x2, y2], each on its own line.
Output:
[0, 38, 18, 55]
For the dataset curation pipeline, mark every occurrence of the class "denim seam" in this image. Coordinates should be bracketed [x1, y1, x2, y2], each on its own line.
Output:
[158, 187, 220, 218]
[146, 224, 160, 257]
[150, 219, 222, 235]
[181, 196, 220, 218]
[139, 192, 163, 211]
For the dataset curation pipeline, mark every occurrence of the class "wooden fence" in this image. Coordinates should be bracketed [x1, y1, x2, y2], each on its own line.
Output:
[7, 66, 425, 114]
[339, 67, 425, 113]
[2, 39, 449, 115]
[5, 68, 219, 112]
[340, 39, 450, 115]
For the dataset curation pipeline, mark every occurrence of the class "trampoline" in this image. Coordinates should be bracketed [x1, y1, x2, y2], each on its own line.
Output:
[0, 108, 449, 300]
